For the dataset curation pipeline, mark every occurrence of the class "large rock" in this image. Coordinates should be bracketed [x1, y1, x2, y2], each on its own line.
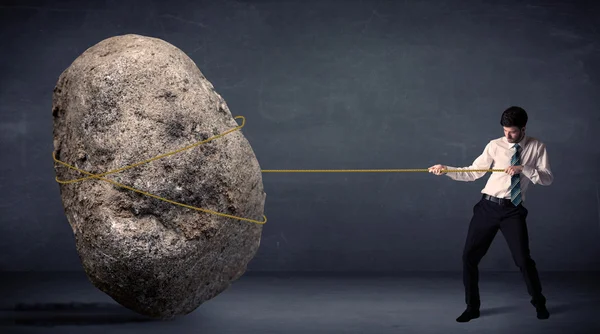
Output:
[51, 34, 266, 319]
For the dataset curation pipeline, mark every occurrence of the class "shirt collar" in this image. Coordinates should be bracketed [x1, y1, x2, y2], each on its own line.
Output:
[502, 135, 528, 149]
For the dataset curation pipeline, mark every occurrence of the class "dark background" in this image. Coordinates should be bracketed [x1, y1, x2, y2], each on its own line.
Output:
[1, 0, 599, 273]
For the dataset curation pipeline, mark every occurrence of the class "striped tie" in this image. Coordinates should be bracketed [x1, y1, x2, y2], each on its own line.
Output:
[509, 144, 522, 206]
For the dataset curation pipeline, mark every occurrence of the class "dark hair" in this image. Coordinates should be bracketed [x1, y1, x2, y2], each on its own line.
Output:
[500, 106, 528, 128]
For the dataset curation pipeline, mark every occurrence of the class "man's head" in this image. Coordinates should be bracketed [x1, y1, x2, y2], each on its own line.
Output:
[500, 106, 528, 143]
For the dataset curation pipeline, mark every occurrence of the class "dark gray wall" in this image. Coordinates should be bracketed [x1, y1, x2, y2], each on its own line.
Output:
[1, 0, 599, 272]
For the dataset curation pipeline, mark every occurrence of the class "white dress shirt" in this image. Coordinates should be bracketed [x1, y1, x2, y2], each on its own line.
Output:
[445, 135, 554, 202]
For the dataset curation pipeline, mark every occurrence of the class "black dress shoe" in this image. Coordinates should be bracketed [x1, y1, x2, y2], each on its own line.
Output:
[535, 305, 550, 320]
[456, 308, 480, 322]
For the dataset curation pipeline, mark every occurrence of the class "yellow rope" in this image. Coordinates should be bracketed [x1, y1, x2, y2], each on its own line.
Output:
[262, 169, 505, 173]
[52, 115, 504, 225]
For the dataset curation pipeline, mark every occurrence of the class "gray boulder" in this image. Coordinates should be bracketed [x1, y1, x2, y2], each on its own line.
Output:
[52, 34, 266, 319]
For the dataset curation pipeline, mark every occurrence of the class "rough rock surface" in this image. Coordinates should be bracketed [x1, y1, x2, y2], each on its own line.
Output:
[52, 34, 266, 319]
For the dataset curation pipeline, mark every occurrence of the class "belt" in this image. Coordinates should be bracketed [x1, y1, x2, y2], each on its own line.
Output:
[482, 194, 516, 206]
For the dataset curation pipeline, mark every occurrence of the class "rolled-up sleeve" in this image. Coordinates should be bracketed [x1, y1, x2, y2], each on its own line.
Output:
[445, 141, 495, 182]
[522, 143, 553, 185]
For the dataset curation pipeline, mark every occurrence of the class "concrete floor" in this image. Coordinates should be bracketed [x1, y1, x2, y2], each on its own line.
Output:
[0, 271, 598, 334]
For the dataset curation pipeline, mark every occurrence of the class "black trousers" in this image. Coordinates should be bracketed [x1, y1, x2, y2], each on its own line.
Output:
[462, 195, 546, 309]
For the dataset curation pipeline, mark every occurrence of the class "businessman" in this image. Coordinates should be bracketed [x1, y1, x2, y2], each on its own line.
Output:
[428, 106, 553, 322]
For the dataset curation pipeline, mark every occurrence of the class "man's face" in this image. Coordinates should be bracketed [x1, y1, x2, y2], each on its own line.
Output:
[503, 126, 524, 143]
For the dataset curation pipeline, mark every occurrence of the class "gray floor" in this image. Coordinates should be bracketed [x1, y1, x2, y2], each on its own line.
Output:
[1, 271, 599, 334]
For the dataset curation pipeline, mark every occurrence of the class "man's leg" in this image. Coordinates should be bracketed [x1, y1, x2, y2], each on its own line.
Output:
[499, 204, 549, 319]
[458, 198, 500, 322]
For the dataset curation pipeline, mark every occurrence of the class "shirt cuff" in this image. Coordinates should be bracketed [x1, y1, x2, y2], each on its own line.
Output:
[444, 166, 456, 179]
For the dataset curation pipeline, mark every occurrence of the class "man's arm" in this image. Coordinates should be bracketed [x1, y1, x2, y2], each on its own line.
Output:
[445, 141, 494, 182]
[521, 143, 553, 186]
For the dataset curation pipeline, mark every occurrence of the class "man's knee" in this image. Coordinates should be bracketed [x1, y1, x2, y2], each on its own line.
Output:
[463, 250, 484, 266]
[513, 256, 536, 269]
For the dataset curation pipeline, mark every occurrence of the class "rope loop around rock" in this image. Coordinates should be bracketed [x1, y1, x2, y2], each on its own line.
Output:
[53, 116, 267, 225]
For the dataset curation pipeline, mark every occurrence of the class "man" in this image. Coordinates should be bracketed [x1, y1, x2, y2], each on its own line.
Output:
[428, 106, 553, 322]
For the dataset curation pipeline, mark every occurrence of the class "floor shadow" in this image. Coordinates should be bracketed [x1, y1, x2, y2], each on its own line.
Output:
[0, 302, 164, 327]
[478, 299, 600, 318]
[549, 300, 600, 315]
[479, 305, 520, 317]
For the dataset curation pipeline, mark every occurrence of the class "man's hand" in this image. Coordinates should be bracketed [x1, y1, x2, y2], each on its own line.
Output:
[428, 164, 447, 175]
[504, 165, 524, 176]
